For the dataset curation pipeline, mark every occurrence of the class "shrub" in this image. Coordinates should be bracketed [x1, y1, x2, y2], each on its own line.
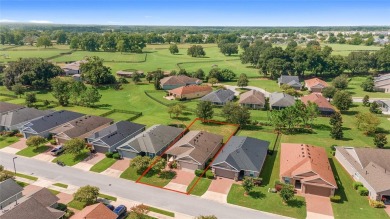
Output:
[330, 195, 341, 203]
[331, 145, 337, 151]
[64, 210, 74, 219]
[55, 203, 68, 211]
[275, 184, 283, 192]
[369, 199, 385, 208]
[195, 169, 203, 177]
[159, 170, 176, 179]
[331, 151, 335, 156]
[358, 187, 369, 196]
[112, 153, 120, 160]
[274, 180, 282, 187]
[118, 77, 129, 84]
[205, 170, 214, 179]
[105, 152, 113, 158]
[353, 182, 363, 190]
[50, 139, 57, 145]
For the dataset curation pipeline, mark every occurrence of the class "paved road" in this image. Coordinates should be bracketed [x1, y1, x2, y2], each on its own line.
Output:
[219, 84, 271, 97]
[352, 97, 390, 103]
[0, 152, 287, 219]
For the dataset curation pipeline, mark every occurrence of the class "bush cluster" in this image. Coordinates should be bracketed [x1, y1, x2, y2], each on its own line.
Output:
[330, 195, 341, 203]
[368, 199, 385, 208]
[358, 187, 369, 196]
[353, 182, 363, 190]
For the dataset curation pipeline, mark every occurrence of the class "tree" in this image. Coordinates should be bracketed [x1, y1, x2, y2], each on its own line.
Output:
[374, 133, 388, 148]
[146, 72, 154, 83]
[208, 78, 218, 86]
[130, 156, 152, 174]
[25, 92, 37, 107]
[12, 83, 25, 97]
[129, 204, 150, 219]
[356, 112, 380, 135]
[187, 45, 206, 57]
[237, 73, 249, 87]
[26, 136, 46, 148]
[73, 185, 99, 205]
[70, 81, 87, 105]
[219, 43, 238, 56]
[0, 165, 14, 182]
[346, 51, 372, 74]
[369, 101, 382, 114]
[208, 68, 236, 82]
[64, 138, 85, 155]
[80, 56, 116, 86]
[132, 73, 142, 84]
[242, 177, 254, 195]
[152, 69, 165, 90]
[332, 75, 349, 89]
[36, 35, 52, 48]
[306, 101, 320, 125]
[360, 76, 375, 92]
[322, 86, 337, 100]
[330, 112, 343, 139]
[168, 104, 186, 118]
[80, 87, 102, 107]
[280, 184, 295, 203]
[333, 90, 352, 110]
[222, 102, 251, 127]
[51, 78, 72, 106]
[375, 45, 390, 72]
[192, 69, 204, 79]
[362, 95, 370, 106]
[240, 40, 250, 50]
[169, 44, 179, 54]
[196, 101, 214, 121]
[150, 157, 167, 174]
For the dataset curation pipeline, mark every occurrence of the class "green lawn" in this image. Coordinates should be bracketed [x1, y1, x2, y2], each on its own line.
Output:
[90, 157, 117, 173]
[330, 158, 389, 219]
[126, 212, 156, 219]
[120, 166, 174, 187]
[68, 200, 88, 210]
[147, 206, 175, 217]
[49, 189, 60, 195]
[346, 76, 390, 98]
[16, 181, 29, 187]
[15, 172, 38, 181]
[188, 119, 239, 142]
[52, 150, 89, 166]
[98, 193, 117, 201]
[16, 145, 50, 157]
[0, 136, 19, 149]
[186, 177, 212, 196]
[120, 166, 140, 181]
[53, 183, 68, 188]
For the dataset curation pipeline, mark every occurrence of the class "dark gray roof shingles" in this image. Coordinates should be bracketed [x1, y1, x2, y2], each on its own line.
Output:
[26, 110, 84, 133]
[200, 89, 235, 104]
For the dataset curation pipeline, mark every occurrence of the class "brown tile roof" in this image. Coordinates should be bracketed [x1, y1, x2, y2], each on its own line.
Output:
[280, 143, 337, 188]
[72, 203, 117, 219]
[30, 187, 59, 207]
[160, 75, 201, 86]
[301, 93, 334, 111]
[169, 85, 212, 96]
[166, 131, 223, 165]
[238, 90, 265, 105]
[304, 78, 328, 88]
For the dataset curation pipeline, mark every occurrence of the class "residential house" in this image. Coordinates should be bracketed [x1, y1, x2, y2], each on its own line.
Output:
[269, 92, 295, 109]
[212, 136, 269, 180]
[280, 143, 337, 197]
[72, 74, 82, 81]
[374, 100, 390, 113]
[301, 93, 335, 115]
[168, 85, 212, 100]
[87, 121, 146, 153]
[0, 107, 53, 131]
[304, 78, 329, 93]
[0, 187, 64, 219]
[117, 125, 184, 159]
[238, 90, 266, 109]
[20, 110, 84, 139]
[335, 147, 390, 203]
[166, 131, 223, 170]
[160, 75, 202, 90]
[61, 60, 86, 76]
[0, 179, 23, 210]
[200, 89, 235, 105]
[116, 70, 144, 78]
[374, 74, 390, 93]
[0, 102, 24, 116]
[72, 203, 117, 219]
[51, 115, 113, 144]
[278, 75, 302, 90]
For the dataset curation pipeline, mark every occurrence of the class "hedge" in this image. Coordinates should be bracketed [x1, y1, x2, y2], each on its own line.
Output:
[194, 169, 203, 177]
[357, 186, 369, 196]
[353, 181, 363, 190]
[205, 170, 214, 179]
[330, 195, 341, 203]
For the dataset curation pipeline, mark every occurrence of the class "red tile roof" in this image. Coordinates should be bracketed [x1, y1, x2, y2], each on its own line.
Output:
[304, 78, 328, 88]
[169, 85, 212, 96]
[72, 203, 117, 219]
[301, 93, 334, 110]
[280, 143, 337, 188]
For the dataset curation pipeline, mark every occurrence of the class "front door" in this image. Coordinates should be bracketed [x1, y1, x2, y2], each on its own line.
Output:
[295, 180, 302, 189]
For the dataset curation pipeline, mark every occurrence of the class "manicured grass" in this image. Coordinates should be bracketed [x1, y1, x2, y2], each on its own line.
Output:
[53, 183, 68, 188]
[120, 166, 140, 181]
[16, 145, 50, 157]
[67, 200, 88, 210]
[16, 181, 29, 187]
[186, 177, 212, 196]
[345, 76, 390, 98]
[104, 112, 136, 122]
[138, 171, 175, 187]
[330, 158, 388, 219]
[0, 136, 19, 149]
[98, 193, 117, 201]
[187, 119, 239, 142]
[15, 172, 38, 181]
[90, 157, 117, 173]
[52, 150, 89, 166]
[126, 212, 156, 219]
[54, 105, 111, 116]
[147, 206, 175, 217]
[49, 189, 60, 195]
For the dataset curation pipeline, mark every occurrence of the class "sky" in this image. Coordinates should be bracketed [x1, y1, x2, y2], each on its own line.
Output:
[0, 0, 389, 26]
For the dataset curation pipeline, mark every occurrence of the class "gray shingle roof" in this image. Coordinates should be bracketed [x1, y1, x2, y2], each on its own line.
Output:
[26, 110, 84, 133]
[0, 102, 24, 114]
[238, 90, 265, 105]
[55, 115, 113, 138]
[269, 92, 295, 107]
[0, 108, 53, 128]
[200, 89, 235, 104]
[278, 75, 300, 85]
[212, 136, 269, 172]
[118, 125, 183, 154]
[0, 179, 23, 204]
[29, 188, 59, 207]
[90, 121, 146, 147]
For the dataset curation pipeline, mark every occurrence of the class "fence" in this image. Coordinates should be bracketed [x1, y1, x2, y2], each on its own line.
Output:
[99, 109, 143, 122]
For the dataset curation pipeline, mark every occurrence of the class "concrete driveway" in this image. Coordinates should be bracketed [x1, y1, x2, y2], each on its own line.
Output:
[73, 153, 105, 171]
[32, 145, 55, 162]
[164, 169, 195, 193]
[202, 177, 235, 203]
[305, 194, 334, 219]
[101, 158, 131, 177]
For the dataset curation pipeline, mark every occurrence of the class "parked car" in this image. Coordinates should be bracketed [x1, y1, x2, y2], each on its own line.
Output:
[113, 205, 127, 217]
[104, 203, 115, 211]
[50, 145, 64, 156]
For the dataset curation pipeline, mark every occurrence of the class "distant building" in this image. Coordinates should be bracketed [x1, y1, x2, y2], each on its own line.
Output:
[278, 75, 302, 90]
[116, 70, 144, 78]
[304, 78, 329, 93]
[301, 93, 335, 115]
[168, 85, 212, 100]
[374, 74, 390, 93]
[200, 89, 235, 105]
[0, 107, 53, 131]
[160, 75, 202, 90]
[238, 90, 266, 109]
[269, 92, 295, 110]
[61, 60, 87, 76]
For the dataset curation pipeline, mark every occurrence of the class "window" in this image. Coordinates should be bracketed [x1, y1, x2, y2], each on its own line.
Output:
[283, 177, 291, 184]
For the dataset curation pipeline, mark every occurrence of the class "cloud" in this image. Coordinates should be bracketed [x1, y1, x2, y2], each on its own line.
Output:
[29, 20, 53, 24]
[0, 19, 17, 22]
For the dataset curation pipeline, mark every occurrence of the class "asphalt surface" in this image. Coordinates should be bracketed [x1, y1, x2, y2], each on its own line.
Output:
[0, 152, 287, 219]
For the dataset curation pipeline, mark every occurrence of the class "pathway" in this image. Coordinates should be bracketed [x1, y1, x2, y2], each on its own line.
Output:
[73, 152, 105, 171]
[304, 194, 334, 219]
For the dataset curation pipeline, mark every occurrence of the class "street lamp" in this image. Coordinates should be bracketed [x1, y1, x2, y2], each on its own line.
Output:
[13, 157, 17, 175]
